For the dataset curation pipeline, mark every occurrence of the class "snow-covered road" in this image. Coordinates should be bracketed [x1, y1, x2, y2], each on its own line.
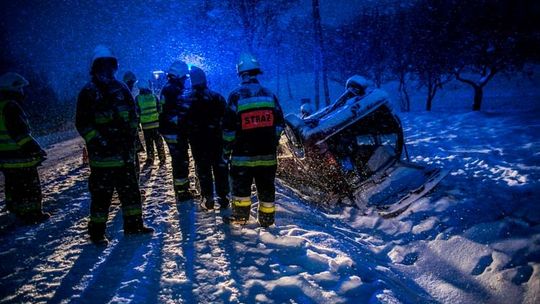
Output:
[1, 111, 539, 303]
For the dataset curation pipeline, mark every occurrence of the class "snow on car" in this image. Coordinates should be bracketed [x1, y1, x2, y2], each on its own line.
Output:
[278, 76, 448, 217]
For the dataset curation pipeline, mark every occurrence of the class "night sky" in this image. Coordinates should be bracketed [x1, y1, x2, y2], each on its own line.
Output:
[1, 0, 373, 96]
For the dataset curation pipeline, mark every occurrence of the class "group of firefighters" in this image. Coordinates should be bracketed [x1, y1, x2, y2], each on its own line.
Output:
[0, 45, 284, 244]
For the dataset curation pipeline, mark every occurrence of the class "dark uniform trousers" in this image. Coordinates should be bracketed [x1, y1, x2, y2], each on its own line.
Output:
[2, 167, 42, 216]
[190, 140, 229, 201]
[88, 164, 144, 236]
[230, 165, 276, 203]
[164, 137, 190, 198]
[143, 128, 165, 162]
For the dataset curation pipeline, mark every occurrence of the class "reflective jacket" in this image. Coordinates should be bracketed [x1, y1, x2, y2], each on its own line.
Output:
[159, 80, 191, 144]
[0, 100, 44, 169]
[222, 78, 284, 167]
[75, 78, 139, 168]
[136, 89, 160, 130]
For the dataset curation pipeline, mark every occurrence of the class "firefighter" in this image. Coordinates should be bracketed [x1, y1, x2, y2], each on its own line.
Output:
[0, 72, 49, 223]
[136, 80, 166, 165]
[76, 45, 153, 244]
[122, 70, 144, 156]
[159, 60, 193, 202]
[222, 53, 285, 227]
[186, 66, 229, 210]
[123, 71, 138, 97]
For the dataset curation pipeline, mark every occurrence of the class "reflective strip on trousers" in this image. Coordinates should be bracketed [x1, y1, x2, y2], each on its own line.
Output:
[12, 201, 41, 214]
[123, 205, 142, 217]
[174, 178, 189, 186]
[233, 196, 251, 207]
[163, 134, 178, 144]
[231, 155, 277, 167]
[141, 121, 159, 130]
[259, 201, 275, 214]
[83, 129, 98, 142]
[90, 213, 108, 223]
[0, 157, 42, 169]
[223, 131, 235, 142]
[89, 157, 125, 168]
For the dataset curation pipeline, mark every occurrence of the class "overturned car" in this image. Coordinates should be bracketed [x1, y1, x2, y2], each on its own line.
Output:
[277, 76, 447, 218]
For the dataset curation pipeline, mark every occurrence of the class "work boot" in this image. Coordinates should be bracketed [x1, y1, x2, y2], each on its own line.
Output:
[258, 210, 275, 228]
[201, 197, 214, 210]
[124, 216, 154, 235]
[21, 211, 50, 224]
[217, 197, 229, 210]
[90, 234, 109, 246]
[231, 204, 250, 224]
[88, 221, 108, 245]
[176, 190, 194, 203]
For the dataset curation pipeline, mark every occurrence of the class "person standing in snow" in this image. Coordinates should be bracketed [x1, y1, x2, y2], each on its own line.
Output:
[159, 60, 193, 202]
[0, 72, 50, 223]
[76, 46, 154, 245]
[136, 80, 166, 166]
[222, 53, 285, 227]
[122, 71, 145, 161]
[185, 66, 229, 210]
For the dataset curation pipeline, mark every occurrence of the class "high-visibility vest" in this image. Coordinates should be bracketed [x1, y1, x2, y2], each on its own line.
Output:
[136, 94, 159, 129]
[0, 100, 42, 169]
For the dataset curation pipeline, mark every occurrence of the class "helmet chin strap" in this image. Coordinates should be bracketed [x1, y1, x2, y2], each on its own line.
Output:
[241, 73, 257, 82]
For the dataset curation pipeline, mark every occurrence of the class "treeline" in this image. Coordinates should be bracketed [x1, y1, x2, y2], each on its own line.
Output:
[325, 0, 540, 111]
[0, 37, 76, 136]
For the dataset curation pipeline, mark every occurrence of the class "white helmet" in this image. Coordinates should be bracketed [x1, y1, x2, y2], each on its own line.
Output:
[167, 60, 189, 78]
[91, 45, 118, 70]
[0, 72, 29, 92]
[236, 53, 261, 75]
[189, 66, 207, 87]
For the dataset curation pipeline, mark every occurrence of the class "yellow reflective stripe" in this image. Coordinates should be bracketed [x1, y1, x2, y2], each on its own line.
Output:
[0, 101, 24, 151]
[89, 159, 125, 168]
[123, 206, 142, 216]
[259, 202, 275, 213]
[83, 130, 97, 142]
[95, 117, 113, 124]
[231, 155, 277, 167]
[238, 101, 275, 112]
[233, 197, 251, 207]
[174, 178, 189, 186]
[119, 111, 129, 120]
[0, 157, 41, 168]
[141, 121, 159, 129]
[15, 136, 32, 146]
[163, 135, 178, 144]
[223, 131, 235, 142]
[13, 201, 41, 213]
[0, 141, 19, 151]
[90, 214, 108, 223]
[231, 159, 277, 167]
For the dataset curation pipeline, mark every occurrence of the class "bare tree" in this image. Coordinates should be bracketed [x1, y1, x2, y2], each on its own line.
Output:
[312, 0, 330, 109]
[455, 39, 515, 111]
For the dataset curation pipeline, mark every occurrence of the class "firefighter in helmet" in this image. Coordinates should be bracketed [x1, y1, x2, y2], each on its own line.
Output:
[0, 72, 49, 223]
[222, 53, 285, 227]
[185, 66, 229, 210]
[136, 80, 166, 165]
[159, 60, 193, 202]
[76, 45, 154, 245]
